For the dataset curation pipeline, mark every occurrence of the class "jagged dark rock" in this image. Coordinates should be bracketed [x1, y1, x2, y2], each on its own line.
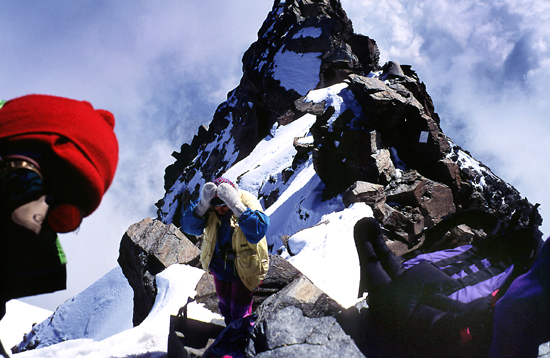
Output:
[309, 71, 445, 194]
[305, 68, 539, 247]
[342, 181, 385, 208]
[341, 171, 456, 254]
[118, 218, 200, 326]
[383, 171, 456, 228]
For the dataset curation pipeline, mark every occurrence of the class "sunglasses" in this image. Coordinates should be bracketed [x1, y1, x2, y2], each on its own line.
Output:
[210, 196, 227, 207]
[1, 155, 83, 233]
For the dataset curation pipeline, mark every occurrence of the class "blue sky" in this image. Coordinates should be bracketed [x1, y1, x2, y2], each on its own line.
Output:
[1, 0, 549, 310]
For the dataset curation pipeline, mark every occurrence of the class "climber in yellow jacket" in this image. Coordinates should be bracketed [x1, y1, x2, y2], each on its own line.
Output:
[180, 178, 269, 324]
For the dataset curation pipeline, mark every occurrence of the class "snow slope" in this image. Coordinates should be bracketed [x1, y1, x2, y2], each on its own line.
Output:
[12, 265, 221, 358]
[0, 301, 52, 350]
[13, 267, 134, 352]
[283, 202, 373, 307]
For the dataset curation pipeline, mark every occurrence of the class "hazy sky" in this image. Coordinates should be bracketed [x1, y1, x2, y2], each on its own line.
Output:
[2, 0, 549, 310]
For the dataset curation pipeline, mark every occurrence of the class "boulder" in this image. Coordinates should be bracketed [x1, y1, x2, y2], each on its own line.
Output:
[247, 276, 362, 357]
[255, 275, 343, 322]
[343, 171, 456, 252]
[384, 170, 456, 226]
[342, 181, 385, 208]
[254, 255, 304, 309]
[118, 217, 200, 326]
[250, 306, 365, 358]
[311, 118, 397, 192]
[193, 273, 218, 314]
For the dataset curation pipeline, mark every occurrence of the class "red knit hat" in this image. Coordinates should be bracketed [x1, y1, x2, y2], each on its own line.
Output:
[0, 94, 119, 217]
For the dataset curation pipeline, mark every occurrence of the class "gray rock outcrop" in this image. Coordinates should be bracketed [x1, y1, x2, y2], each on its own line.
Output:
[250, 306, 365, 358]
[247, 275, 362, 357]
[118, 217, 200, 326]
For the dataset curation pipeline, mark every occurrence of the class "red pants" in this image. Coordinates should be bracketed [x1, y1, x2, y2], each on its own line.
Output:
[213, 275, 253, 324]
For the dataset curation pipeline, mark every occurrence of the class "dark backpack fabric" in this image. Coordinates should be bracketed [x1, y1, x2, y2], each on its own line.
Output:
[202, 314, 256, 358]
[369, 261, 495, 358]
[402, 243, 514, 303]
[490, 238, 550, 358]
[0, 226, 66, 303]
[353, 209, 544, 358]
[403, 210, 543, 303]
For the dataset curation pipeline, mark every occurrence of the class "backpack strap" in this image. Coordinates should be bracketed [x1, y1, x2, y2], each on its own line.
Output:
[176, 296, 195, 319]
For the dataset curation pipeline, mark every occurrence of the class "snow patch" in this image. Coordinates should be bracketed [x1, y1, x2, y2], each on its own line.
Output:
[292, 27, 322, 39]
[0, 301, 52, 350]
[304, 83, 364, 132]
[271, 47, 322, 95]
[14, 267, 134, 352]
[296, 136, 313, 145]
[224, 113, 317, 194]
[285, 203, 374, 308]
[265, 162, 345, 252]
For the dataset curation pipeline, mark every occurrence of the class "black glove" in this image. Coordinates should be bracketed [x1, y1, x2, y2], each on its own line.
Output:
[456, 295, 494, 340]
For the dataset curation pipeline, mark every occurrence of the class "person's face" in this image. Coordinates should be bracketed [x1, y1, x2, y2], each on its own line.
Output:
[213, 205, 230, 216]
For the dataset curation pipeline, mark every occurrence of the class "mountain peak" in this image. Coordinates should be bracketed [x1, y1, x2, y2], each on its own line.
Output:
[158, 0, 540, 254]
[158, 0, 380, 222]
